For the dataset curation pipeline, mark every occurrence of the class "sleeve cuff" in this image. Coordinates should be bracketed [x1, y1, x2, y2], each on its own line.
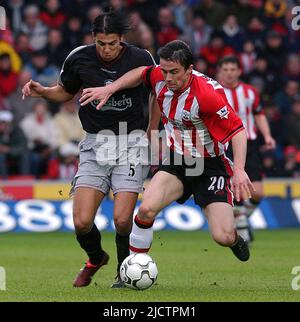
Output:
[220, 125, 244, 145]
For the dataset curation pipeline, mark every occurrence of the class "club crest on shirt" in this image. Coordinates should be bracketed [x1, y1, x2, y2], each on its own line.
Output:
[216, 106, 229, 119]
[182, 110, 191, 121]
[104, 79, 114, 86]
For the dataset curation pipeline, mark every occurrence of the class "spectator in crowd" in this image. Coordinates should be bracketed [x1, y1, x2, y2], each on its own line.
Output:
[0, 40, 22, 74]
[282, 145, 300, 178]
[81, 33, 94, 46]
[8, 69, 35, 125]
[59, 0, 96, 17]
[274, 80, 300, 116]
[0, 53, 19, 98]
[263, 101, 285, 156]
[264, 0, 287, 24]
[20, 100, 57, 177]
[3, 0, 25, 35]
[14, 32, 32, 64]
[45, 29, 69, 68]
[246, 16, 266, 50]
[40, 0, 67, 29]
[46, 142, 79, 180]
[194, 0, 226, 28]
[53, 99, 85, 148]
[246, 55, 281, 100]
[125, 10, 152, 48]
[169, 0, 192, 32]
[282, 53, 300, 83]
[184, 11, 212, 57]
[139, 28, 158, 62]
[0, 18, 15, 46]
[128, 0, 167, 28]
[82, 5, 104, 34]
[228, 0, 261, 28]
[285, 100, 300, 150]
[155, 6, 181, 47]
[109, 0, 128, 16]
[261, 150, 283, 178]
[24, 49, 60, 87]
[20, 4, 48, 50]
[239, 40, 256, 74]
[220, 14, 245, 52]
[62, 15, 83, 49]
[0, 110, 30, 178]
[200, 31, 235, 77]
[194, 56, 208, 74]
[259, 30, 286, 75]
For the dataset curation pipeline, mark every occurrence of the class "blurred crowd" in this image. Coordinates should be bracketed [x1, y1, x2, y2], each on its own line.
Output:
[0, 0, 300, 179]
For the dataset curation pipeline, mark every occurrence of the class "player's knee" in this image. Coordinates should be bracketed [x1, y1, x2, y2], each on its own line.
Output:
[114, 217, 132, 235]
[138, 204, 156, 222]
[73, 217, 93, 234]
[212, 230, 236, 246]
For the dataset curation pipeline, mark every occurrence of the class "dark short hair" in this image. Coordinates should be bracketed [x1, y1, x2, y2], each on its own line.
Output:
[158, 40, 193, 70]
[92, 11, 130, 36]
[217, 56, 241, 68]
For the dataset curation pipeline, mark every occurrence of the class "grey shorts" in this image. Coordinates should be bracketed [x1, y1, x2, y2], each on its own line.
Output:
[71, 133, 149, 195]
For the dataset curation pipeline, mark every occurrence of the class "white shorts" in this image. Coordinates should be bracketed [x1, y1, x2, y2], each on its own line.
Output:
[71, 133, 149, 195]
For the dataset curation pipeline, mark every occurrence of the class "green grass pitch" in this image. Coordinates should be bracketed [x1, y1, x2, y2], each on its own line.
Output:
[0, 229, 299, 302]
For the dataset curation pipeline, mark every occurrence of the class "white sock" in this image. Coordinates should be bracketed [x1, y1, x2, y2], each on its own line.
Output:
[129, 215, 153, 254]
[235, 214, 251, 242]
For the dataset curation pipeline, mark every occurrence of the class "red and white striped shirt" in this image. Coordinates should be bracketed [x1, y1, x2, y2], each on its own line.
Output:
[222, 83, 263, 141]
[142, 66, 244, 158]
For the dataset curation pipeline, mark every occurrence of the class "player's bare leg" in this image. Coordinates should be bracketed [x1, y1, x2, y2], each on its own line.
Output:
[130, 171, 184, 254]
[111, 191, 138, 288]
[204, 202, 250, 261]
[73, 187, 109, 287]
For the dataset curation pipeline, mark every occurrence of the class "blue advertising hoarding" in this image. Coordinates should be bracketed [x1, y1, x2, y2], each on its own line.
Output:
[0, 197, 299, 232]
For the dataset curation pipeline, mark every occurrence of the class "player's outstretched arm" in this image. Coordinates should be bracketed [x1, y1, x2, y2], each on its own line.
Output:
[147, 93, 161, 165]
[79, 66, 148, 110]
[22, 80, 74, 103]
[146, 92, 161, 139]
[231, 129, 256, 202]
[254, 114, 276, 150]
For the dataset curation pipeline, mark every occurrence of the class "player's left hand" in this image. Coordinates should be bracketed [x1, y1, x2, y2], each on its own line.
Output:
[264, 136, 276, 150]
[232, 167, 256, 202]
[79, 87, 113, 109]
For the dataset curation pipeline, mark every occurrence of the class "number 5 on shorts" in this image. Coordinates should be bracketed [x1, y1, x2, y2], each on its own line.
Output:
[128, 164, 135, 177]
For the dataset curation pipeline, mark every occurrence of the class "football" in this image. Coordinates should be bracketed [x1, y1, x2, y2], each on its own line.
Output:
[120, 253, 158, 290]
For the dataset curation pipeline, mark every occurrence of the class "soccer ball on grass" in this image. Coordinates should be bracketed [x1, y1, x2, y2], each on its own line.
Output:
[120, 253, 158, 290]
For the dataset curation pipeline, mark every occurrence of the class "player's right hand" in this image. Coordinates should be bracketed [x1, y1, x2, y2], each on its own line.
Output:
[22, 80, 45, 100]
[79, 86, 113, 110]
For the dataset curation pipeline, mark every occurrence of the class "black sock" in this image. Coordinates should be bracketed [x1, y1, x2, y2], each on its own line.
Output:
[76, 224, 104, 265]
[115, 232, 129, 273]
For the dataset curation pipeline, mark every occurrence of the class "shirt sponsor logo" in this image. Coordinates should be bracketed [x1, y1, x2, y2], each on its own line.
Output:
[91, 94, 133, 111]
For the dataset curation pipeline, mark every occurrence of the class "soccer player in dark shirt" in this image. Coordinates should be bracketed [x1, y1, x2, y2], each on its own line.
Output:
[80, 40, 255, 262]
[22, 11, 156, 288]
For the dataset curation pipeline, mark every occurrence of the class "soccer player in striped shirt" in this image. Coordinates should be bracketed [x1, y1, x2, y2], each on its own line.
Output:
[217, 56, 276, 243]
[80, 40, 255, 261]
